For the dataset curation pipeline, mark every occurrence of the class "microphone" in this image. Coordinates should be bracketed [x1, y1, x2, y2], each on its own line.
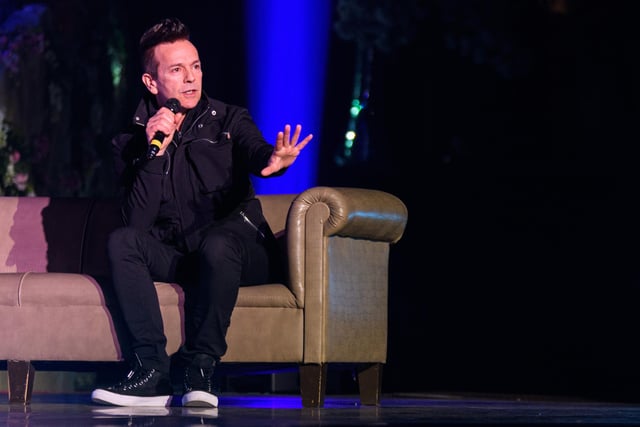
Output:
[147, 98, 181, 159]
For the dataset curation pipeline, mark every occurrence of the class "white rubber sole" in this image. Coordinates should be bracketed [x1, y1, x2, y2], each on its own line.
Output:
[181, 390, 219, 408]
[91, 388, 172, 407]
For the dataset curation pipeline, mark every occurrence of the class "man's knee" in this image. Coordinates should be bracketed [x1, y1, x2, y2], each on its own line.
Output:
[108, 226, 144, 257]
[200, 230, 243, 262]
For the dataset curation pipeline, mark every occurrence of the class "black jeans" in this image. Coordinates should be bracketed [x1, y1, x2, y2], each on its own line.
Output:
[106, 214, 278, 373]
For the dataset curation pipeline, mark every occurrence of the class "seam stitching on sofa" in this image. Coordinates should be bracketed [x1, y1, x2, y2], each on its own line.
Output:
[17, 271, 29, 307]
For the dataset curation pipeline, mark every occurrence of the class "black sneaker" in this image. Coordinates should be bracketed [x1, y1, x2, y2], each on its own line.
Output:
[91, 361, 173, 407]
[181, 354, 218, 407]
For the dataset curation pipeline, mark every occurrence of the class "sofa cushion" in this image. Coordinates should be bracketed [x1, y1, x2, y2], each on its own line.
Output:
[0, 273, 183, 307]
[236, 284, 297, 308]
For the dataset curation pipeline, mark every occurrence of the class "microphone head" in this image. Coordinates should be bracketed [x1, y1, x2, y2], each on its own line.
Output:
[165, 98, 181, 113]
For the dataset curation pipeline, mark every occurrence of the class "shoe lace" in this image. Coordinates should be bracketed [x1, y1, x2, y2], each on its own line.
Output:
[122, 368, 158, 391]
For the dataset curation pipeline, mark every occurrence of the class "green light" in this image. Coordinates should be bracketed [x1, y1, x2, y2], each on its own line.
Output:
[349, 99, 362, 118]
[111, 60, 122, 87]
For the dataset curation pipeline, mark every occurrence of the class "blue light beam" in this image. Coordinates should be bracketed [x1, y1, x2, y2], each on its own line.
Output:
[245, 0, 332, 194]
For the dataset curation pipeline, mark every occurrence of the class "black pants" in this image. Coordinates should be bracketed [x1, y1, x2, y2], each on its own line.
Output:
[106, 215, 278, 374]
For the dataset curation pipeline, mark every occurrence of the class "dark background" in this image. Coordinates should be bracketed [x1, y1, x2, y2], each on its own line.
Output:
[3, 0, 640, 399]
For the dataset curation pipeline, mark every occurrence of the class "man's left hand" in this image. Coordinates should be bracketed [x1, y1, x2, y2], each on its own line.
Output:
[261, 124, 313, 176]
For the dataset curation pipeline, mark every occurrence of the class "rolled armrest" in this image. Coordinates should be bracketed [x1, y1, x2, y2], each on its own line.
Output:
[288, 186, 408, 243]
[286, 186, 408, 307]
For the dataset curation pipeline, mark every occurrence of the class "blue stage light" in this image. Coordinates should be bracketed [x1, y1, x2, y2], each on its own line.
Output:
[245, 0, 332, 194]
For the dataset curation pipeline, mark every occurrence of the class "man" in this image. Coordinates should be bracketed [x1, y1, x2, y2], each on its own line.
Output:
[91, 17, 312, 408]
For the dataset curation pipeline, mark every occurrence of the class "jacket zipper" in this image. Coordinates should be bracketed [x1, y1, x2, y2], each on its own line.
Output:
[239, 210, 265, 239]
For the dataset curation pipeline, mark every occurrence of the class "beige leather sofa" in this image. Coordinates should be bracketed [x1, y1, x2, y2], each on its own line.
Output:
[0, 186, 408, 407]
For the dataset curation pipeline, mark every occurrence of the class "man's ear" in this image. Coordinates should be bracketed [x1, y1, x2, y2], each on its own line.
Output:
[142, 73, 158, 95]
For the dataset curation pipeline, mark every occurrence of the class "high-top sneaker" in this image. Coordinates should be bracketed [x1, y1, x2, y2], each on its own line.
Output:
[181, 354, 218, 407]
[91, 358, 173, 407]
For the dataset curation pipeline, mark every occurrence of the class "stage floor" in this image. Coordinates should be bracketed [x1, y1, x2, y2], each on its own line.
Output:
[3, 391, 640, 426]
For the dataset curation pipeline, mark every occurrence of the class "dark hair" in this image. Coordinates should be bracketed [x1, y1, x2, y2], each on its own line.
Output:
[139, 17, 190, 75]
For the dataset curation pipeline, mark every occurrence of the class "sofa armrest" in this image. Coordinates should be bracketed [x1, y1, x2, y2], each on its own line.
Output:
[286, 186, 408, 325]
[288, 186, 408, 244]
[286, 186, 408, 364]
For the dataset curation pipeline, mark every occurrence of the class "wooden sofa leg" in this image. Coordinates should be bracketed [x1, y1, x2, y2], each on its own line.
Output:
[299, 363, 328, 408]
[357, 363, 383, 406]
[7, 360, 35, 405]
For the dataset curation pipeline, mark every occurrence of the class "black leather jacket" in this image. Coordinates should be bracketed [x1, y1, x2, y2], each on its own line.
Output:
[112, 93, 281, 251]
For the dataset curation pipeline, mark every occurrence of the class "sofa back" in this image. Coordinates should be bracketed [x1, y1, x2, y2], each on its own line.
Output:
[0, 197, 120, 277]
[0, 195, 296, 277]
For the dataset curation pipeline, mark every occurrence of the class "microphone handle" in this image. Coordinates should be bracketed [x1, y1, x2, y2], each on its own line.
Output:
[146, 98, 180, 159]
[147, 130, 166, 159]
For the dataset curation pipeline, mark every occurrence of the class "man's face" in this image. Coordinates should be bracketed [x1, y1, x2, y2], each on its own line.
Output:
[145, 39, 203, 110]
